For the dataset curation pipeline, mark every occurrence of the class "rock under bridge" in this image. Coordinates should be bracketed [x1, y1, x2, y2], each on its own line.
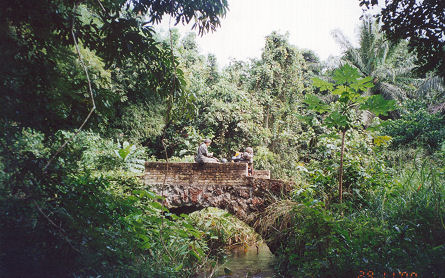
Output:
[142, 162, 291, 225]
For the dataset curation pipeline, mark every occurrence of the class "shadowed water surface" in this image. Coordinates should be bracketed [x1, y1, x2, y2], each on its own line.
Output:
[214, 243, 276, 278]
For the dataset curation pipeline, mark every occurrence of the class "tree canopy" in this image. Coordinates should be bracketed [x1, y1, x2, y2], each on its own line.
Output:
[0, 0, 228, 132]
[359, 0, 445, 79]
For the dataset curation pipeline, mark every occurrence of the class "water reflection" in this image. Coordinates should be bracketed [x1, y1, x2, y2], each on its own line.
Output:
[214, 243, 276, 278]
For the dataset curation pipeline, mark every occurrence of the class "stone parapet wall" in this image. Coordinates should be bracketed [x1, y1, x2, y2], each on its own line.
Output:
[244, 177, 291, 195]
[252, 170, 270, 179]
[144, 162, 248, 186]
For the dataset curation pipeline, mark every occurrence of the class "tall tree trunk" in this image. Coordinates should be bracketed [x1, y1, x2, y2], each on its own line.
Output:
[339, 129, 346, 204]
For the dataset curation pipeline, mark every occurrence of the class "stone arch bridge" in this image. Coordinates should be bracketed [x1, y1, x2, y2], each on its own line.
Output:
[143, 162, 291, 226]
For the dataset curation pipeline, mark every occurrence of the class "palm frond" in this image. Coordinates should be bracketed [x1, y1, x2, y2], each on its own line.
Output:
[415, 76, 445, 98]
[416, 76, 445, 113]
[391, 66, 416, 79]
[375, 81, 407, 102]
[331, 29, 354, 51]
[333, 15, 422, 105]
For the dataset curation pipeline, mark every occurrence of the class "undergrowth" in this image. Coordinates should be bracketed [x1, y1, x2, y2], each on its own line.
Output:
[0, 127, 214, 277]
[259, 154, 445, 277]
[189, 207, 262, 253]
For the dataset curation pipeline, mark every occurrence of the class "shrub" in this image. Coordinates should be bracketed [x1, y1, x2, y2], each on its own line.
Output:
[189, 207, 262, 252]
[0, 124, 211, 277]
[293, 129, 393, 209]
[382, 100, 445, 151]
[261, 159, 444, 277]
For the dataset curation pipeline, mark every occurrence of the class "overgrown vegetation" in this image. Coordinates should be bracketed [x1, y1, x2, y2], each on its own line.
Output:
[0, 127, 215, 277]
[1, 0, 444, 277]
[258, 156, 444, 277]
[189, 207, 262, 252]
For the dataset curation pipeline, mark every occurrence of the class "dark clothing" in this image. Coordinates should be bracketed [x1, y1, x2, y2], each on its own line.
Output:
[195, 143, 218, 163]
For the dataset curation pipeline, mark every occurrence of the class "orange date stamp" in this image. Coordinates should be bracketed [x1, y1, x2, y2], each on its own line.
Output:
[357, 270, 419, 277]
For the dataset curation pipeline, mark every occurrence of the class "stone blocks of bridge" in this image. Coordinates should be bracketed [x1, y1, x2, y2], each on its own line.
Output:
[143, 162, 289, 223]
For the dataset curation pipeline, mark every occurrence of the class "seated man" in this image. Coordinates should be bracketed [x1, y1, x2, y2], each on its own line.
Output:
[241, 147, 254, 163]
[232, 147, 254, 175]
[195, 139, 219, 164]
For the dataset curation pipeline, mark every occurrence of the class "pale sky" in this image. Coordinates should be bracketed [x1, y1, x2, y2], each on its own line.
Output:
[156, 0, 364, 67]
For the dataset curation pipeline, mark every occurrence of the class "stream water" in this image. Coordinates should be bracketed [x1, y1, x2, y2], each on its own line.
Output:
[213, 243, 277, 278]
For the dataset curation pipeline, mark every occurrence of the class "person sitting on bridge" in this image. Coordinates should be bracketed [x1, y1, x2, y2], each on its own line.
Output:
[232, 147, 254, 175]
[195, 139, 219, 164]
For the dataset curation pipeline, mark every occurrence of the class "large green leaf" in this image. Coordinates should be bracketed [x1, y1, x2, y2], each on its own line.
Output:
[360, 94, 397, 116]
[114, 141, 136, 161]
[312, 77, 334, 92]
[325, 111, 349, 129]
[350, 76, 374, 92]
[304, 94, 330, 113]
[332, 85, 348, 96]
[332, 64, 361, 85]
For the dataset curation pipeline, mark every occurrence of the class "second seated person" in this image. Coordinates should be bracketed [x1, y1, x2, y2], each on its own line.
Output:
[232, 147, 254, 175]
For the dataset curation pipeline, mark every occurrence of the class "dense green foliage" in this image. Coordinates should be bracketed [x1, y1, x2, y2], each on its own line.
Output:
[0, 1, 228, 277]
[307, 64, 396, 202]
[383, 100, 445, 151]
[0, 127, 214, 277]
[359, 0, 445, 79]
[0, 0, 228, 133]
[260, 157, 444, 277]
[1, 0, 444, 276]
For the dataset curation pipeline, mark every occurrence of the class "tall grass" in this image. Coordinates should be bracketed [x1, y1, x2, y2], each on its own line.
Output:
[260, 154, 445, 277]
[354, 158, 445, 276]
[368, 154, 444, 227]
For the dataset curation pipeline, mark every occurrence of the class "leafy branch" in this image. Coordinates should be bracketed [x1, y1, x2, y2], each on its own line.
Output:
[43, 3, 96, 171]
[306, 64, 397, 203]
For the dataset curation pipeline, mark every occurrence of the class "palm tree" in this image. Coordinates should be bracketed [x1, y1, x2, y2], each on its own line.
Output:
[415, 76, 445, 114]
[332, 15, 417, 103]
[332, 15, 445, 124]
